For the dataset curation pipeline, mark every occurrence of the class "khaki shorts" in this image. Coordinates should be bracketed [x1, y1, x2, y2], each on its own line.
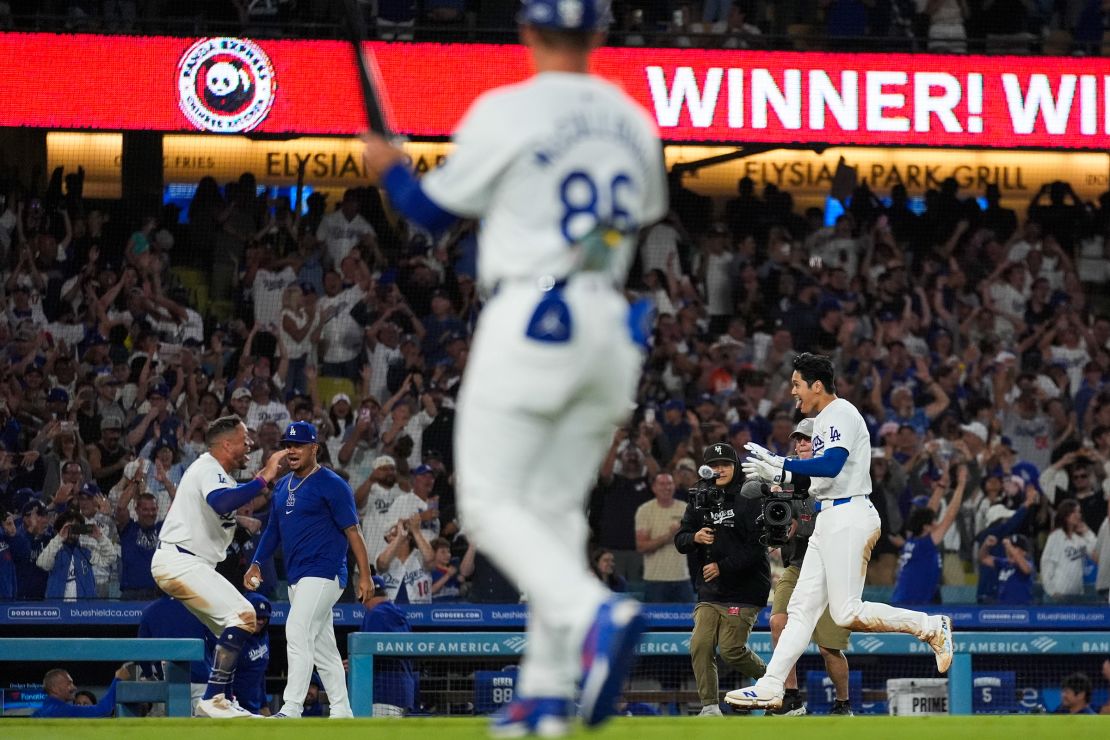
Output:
[772, 564, 850, 651]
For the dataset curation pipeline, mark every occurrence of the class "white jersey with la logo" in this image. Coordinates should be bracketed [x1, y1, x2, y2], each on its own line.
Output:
[809, 398, 873, 501]
[159, 452, 240, 564]
[421, 72, 667, 288]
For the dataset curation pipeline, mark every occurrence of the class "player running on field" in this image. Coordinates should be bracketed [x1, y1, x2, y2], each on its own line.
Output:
[246, 421, 374, 719]
[361, 0, 667, 733]
[725, 353, 953, 711]
[151, 416, 288, 718]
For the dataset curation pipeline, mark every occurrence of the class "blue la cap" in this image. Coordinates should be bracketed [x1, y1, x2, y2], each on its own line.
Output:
[372, 575, 388, 596]
[245, 591, 272, 620]
[281, 421, 318, 444]
[47, 387, 69, 403]
[412, 464, 434, 476]
[518, 0, 608, 30]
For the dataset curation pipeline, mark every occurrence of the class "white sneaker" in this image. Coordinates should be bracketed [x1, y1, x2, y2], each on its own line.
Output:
[698, 704, 723, 717]
[229, 698, 263, 718]
[195, 693, 257, 718]
[927, 615, 954, 673]
[724, 683, 783, 710]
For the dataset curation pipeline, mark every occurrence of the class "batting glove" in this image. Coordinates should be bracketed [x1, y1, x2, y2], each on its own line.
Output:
[741, 456, 790, 486]
[744, 442, 787, 470]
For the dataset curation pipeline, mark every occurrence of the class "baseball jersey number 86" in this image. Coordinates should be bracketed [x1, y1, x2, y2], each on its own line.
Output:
[559, 170, 636, 243]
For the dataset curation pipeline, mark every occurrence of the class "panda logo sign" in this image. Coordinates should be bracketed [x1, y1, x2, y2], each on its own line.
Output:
[177, 37, 275, 133]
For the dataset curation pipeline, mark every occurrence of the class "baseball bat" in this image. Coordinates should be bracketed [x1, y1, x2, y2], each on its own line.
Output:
[338, 0, 392, 138]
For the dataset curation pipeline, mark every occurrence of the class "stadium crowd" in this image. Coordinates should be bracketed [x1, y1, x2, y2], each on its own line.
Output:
[6, 1, 1110, 54]
[1, 147, 1110, 608]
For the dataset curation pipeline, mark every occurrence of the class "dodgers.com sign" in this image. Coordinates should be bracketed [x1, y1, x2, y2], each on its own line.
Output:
[3, 33, 1110, 149]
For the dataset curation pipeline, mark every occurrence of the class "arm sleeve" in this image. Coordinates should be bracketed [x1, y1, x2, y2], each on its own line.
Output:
[6, 532, 30, 561]
[420, 93, 518, 217]
[327, 479, 360, 531]
[206, 477, 266, 516]
[977, 505, 1031, 542]
[672, 502, 700, 554]
[381, 164, 458, 235]
[36, 535, 63, 571]
[784, 446, 849, 478]
[251, 502, 281, 565]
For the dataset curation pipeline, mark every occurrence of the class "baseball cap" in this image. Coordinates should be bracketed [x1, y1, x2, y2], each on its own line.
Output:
[518, 0, 608, 31]
[244, 592, 272, 620]
[871, 448, 887, 460]
[371, 575, 388, 597]
[79, 482, 101, 497]
[878, 421, 900, 439]
[282, 421, 318, 444]
[373, 455, 396, 470]
[47, 388, 69, 404]
[102, 415, 124, 430]
[791, 418, 815, 439]
[148, 383, 170, 398]
[412, 464, 434, 476]
[960, 421, 988, 443]
[703, 443, 739, 466]
[986, 503, 1014, 526]
[662, 399, 685, 413]
[1009, 534, 1031, 551]
[22, 500, 47, 517]
[331, 393, 351, 407]
[231, 386, 253, 401]
[674, 457, 697, 473]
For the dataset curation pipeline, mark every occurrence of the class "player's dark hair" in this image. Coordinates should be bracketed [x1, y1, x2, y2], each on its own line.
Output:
[206, 415, 244, 447]
[529, 26, 597, 52]
[792, 352, 837, 395]
[906, 506, 937, 537]
[1062, 672, 1091, 701]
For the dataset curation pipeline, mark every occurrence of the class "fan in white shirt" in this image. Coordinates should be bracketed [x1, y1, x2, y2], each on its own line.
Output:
[315, 190, 376, 269]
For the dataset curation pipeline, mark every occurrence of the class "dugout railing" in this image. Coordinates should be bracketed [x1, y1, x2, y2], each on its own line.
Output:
[347, 630, 1110, 717]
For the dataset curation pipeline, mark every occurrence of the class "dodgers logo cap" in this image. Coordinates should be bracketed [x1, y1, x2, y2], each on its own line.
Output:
[518, 0, 609, 31]
[281, 421, 318, 444]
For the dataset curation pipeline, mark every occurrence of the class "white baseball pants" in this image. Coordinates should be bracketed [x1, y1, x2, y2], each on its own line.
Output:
[150, 546, 254, 634]
[757, 496, 938, 692]
[278, 576, 352, 718]
[456, 280, 642, 699]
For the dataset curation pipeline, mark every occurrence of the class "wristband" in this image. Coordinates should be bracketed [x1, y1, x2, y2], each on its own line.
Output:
[255, 475, 267, 488]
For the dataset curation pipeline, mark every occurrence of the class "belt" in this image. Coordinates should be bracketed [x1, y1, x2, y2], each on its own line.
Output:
[491, 273, 614, 296]
[813, 497, 853, 513]
[160, 542, 196, 556]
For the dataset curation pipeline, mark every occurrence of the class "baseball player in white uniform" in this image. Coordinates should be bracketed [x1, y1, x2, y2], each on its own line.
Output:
[362, 0, 667, 733]
[725, 353, 953, 711]
[151, 415, 288, 718]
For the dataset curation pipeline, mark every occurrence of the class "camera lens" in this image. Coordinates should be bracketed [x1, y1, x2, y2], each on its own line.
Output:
[765, 500, 793, 527]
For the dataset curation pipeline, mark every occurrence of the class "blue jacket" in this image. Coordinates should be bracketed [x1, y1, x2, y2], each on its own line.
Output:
[33, 680, 118, 718]
[45, 543, 97, 599]
[360, 601, 415, 710]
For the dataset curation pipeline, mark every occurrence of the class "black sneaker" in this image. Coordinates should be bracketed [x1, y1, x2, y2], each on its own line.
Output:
[829, 700, 853, 716]
[766, 691, 806, 716]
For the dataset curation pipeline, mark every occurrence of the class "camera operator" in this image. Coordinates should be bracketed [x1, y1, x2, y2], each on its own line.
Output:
[767, 418, 852, 716]
[674, 443, 769, 716]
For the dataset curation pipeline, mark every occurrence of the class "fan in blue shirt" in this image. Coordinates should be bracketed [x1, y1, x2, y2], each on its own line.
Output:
[359, 575, 416, 716]
[978, 534, 1034, 605]
[892, 466, 967, 604]
[31, 664, 131, 718]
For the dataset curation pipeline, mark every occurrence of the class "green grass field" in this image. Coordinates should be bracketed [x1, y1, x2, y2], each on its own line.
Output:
[3, 716, 1104, 739]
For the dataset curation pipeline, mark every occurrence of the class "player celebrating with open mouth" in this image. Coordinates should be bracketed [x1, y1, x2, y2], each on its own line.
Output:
[151, 416, 289, 718]
[725, 353, 953, 711]
[247, 421, 373, 719]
